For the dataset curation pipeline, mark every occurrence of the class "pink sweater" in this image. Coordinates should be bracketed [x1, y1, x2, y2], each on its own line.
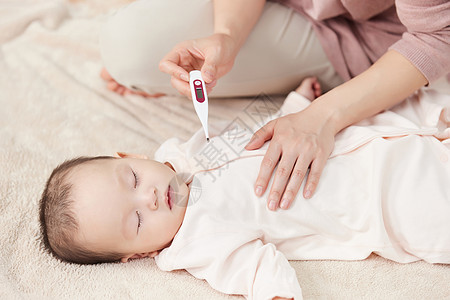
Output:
[272, 0, 450, 82]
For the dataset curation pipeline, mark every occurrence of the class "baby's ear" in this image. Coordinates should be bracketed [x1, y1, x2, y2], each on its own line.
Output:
[120, 252, 159, 263]
[149, 251, 159, 258]
[164, 162, 175, 172]
[120, 256, 132, 263]
[114, 152, 149, 159]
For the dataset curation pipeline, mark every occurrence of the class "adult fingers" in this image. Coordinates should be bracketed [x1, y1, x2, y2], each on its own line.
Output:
[205, 79, 217, 94]
[171, 76, 191, 98]
[245, 121, 275, 150]
[278, 151, 313, 209]
[159, 51, 190, 82]
[172, 73, 216, 98]
[266, 153, 298, 211]
[254, 142, 281, 199]
[303, 153, 327, 199]
[201, 53, 219, 83]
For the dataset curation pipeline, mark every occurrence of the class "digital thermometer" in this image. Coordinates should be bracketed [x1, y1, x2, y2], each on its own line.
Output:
[189, 70, 209, 142]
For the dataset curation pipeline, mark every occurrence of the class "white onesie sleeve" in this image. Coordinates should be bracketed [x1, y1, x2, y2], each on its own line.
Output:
[184, 239, 303, 300]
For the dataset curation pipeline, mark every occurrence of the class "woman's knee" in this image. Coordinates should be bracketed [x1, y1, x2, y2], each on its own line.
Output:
[99, 0, 213, 94]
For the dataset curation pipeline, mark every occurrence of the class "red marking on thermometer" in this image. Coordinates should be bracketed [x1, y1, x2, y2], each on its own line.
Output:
[189, 70, 209, 142]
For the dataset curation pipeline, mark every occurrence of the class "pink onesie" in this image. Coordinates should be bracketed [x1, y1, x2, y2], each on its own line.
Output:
[153, 90, 450, 299]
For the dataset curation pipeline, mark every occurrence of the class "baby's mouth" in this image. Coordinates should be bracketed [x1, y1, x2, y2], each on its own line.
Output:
[166, 186, 172, 210]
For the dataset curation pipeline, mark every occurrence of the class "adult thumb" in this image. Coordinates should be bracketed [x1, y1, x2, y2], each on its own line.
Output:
[245, 121, 275, 150]
[201, 58, 217, 83]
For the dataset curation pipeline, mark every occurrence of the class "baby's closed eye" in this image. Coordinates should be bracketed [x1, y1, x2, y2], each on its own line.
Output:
[131, 168, 140, 188]
[136, 210, 142, 233]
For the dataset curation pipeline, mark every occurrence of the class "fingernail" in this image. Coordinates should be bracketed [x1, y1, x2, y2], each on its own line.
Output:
[245, 137, 255, 148]
[280, 198, 289, 209]
[180, 74, 189, 81]
[255, 186, 263, 196]
[305, 190, 311, 198]
[269, 201, 276, 211]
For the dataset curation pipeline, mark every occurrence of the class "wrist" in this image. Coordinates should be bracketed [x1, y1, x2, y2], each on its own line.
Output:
[306, 50, 429, 135]
[213, 27, 245, 55]
[305, 94, 344, 135]
[210, 32, 240, 57]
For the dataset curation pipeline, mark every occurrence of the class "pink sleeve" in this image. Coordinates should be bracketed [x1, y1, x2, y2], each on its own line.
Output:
[389, 0, 450, 83]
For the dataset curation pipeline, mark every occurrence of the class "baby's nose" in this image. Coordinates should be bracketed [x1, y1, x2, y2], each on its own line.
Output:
[145, 187, 158, 210]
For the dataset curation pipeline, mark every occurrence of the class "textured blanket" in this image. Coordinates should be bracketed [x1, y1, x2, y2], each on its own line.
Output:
[1, 0, 449, 299]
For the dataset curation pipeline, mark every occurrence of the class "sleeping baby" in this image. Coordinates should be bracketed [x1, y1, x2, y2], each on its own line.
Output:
[39, 78, 450, 300]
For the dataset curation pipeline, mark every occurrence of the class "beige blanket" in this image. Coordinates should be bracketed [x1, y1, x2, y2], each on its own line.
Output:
[1, 1, 449, 299]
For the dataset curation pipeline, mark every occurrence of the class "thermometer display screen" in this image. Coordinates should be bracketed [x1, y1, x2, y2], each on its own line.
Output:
[195, 87, 203, 99]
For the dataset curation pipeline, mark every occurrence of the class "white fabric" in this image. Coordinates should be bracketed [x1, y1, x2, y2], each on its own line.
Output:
[2, 0, 450, 299]
[154, 90, 450, 299]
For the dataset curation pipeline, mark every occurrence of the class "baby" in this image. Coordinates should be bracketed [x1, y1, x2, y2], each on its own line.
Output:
[39, 78, 450, 300]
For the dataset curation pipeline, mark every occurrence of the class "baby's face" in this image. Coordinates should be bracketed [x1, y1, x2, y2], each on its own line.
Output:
[70, 157, 189, 262]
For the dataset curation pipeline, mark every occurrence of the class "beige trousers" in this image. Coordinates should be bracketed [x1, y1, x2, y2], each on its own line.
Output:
[100, 0, 343, 97]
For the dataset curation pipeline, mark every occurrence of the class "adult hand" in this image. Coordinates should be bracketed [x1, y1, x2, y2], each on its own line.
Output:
[245, 105, 337, 211]
[159, 33, 238, 98]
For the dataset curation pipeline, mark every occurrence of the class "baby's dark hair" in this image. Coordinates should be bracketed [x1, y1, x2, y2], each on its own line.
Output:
[39, 156, 125, 265]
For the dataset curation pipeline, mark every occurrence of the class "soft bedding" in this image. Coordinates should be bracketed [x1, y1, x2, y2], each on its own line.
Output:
[0, 1, 449, 299]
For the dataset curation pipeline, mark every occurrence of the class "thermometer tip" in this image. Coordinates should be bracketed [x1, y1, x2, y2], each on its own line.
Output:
[206, 137, 210, 143]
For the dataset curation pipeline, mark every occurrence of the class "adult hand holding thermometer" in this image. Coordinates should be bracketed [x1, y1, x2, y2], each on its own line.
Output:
[189, 70, 210, 142]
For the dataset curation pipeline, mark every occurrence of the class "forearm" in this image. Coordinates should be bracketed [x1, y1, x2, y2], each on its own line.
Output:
[213, 0, 266, 50]
[310, 50, 428, 134]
